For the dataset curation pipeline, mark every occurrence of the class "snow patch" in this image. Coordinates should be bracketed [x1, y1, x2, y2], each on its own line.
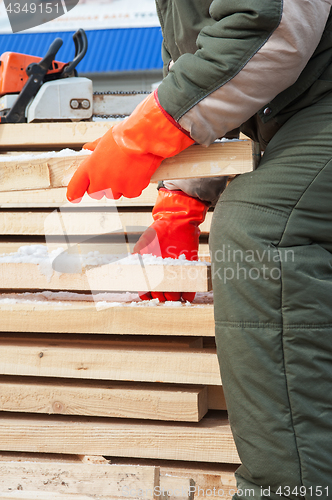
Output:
[0, 245, 209, 267]
[0, 149, 92, 163]
[0, 291, 213, 307]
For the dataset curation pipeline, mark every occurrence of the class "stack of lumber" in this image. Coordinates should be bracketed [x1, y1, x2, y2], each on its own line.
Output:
[0, 121, 254, 499]
[0, 452, 238, 500]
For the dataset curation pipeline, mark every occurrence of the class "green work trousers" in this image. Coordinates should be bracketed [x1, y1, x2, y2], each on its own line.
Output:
[210, 92, 332, 499]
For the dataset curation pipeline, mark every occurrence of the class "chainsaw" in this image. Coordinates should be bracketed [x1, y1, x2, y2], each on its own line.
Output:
[0, 29, 149, 124]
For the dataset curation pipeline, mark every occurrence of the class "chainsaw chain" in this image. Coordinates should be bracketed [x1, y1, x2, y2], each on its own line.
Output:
[93, 91, 150, 95]
[92, 90, 150, 119]
[93, 114, 131, 119]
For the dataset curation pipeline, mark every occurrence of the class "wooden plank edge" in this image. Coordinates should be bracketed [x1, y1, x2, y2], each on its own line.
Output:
[0, 140, 253, 193]
[0, 411, 239, 464]
[0, 300, 214, 336]
[0, 261, 211, 293]
[0, 376, 208, 422]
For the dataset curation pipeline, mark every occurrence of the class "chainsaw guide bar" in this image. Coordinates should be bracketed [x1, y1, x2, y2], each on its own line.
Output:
[92, 91, 151, 119]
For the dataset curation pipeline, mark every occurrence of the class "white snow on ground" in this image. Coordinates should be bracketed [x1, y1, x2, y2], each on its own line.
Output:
[0, 149, 92, 163]
[0, 245, 212, 306]
[0, 291, 213, 307]
[0, 245, 209, 267]
[0, 139, 242, 163]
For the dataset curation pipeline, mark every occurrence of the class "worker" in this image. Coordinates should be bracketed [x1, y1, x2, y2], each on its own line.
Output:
[67, 1, 332, 498]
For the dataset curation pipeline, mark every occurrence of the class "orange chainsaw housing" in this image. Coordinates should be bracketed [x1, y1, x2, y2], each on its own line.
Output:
[0, 52, 67, 97]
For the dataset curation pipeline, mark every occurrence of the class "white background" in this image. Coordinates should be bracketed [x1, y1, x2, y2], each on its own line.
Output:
[0, 0, 160, 33]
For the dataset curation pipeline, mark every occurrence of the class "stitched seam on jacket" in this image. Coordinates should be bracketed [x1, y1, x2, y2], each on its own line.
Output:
[176, 1, 284, 120]
[276, 159, 332, 247]
[215, 321, 332, 329]
[278, 252, 304, 486]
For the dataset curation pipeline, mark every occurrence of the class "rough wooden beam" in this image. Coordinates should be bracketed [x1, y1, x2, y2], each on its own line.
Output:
[0, 185, 158, 208]
[0, 493, 95, 500]
[0, 122, 248, 150]
[0, 210, 212, 235]
[0, 452, 82, 463]
[0, 334, 221, 385]
[161, 476, 195, 500]
[0, 333, 203, 349]
[152, 140, 253, 181]
[0, 376, 208, 422]
[0, 261, 211, 293]
[0, 462, 159, 499]
[207, 386, 227, 411]
[0, 242, 210, 262]
[0, 122, 115, 150]
[0, 161, 51, 192]
[0, 140, 252, 193]
[0, 412, 239, 463]
[79, 455, 110, 464]
[0, 454, 238, 500]
[98, 458, 238, 500]
[0, 453, 196, 500]
[0, 301, 215, 336]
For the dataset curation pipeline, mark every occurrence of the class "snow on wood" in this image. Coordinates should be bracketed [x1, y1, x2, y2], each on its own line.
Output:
[0, 246, 211, 293]
[0, 210, 213, 235]
[0, 140, 253, 193]
[0, 184, 158, 208]
[0, 261, 211, 293]
[0, 295, 215, 336]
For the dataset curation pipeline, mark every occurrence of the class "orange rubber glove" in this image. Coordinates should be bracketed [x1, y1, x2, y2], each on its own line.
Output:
[133, 188, 209, 302]
[66, 91, 194, 202]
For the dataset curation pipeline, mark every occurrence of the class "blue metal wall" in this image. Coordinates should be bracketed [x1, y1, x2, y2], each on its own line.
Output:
[0, 27, 163, 73]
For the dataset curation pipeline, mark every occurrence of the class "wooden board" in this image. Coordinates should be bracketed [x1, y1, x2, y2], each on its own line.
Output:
[0, 242, 211, 262]
[161, 476, 195, 500]
[0, 334, 221, 385]
[0, 453, 195, 500]
[0, 332, 204, 350]
[0, 161, 51, 192]
[0, 376, 208, 422]
[0, 493, 100, 500]
[0, 210, 213, 235]
[0, 261, 211, 293]
[0, 453, 237, 500]
[0, 122, 249, 150]
[0, 412, 239, 463]
[0, 462, 159, 499]
[207, 386, 226, 411]
[0, 333, 205, 349]
[0, 140, 252, 193]
[111, 458, 238, 500]
[0, 122, 115, 150]
[0, 301, 215, 336]
[152, 140, 253, 181]
[0, 452, 82, 463]
[0, 185, 158, 208]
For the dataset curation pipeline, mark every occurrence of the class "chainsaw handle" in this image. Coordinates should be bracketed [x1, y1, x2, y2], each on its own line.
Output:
[36, 38, 64, 73]
[63, 29, 88, 76]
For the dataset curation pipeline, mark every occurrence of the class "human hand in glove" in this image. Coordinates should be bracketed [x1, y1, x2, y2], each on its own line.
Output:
[66, 91, 194, 202]
[133, 188, 208, 302]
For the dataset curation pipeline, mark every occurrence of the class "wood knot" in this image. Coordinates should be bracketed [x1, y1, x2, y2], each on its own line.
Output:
[52, 401, 64, 413]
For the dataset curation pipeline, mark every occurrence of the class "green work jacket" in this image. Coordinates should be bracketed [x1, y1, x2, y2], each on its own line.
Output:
[156, 0, 332, 149]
